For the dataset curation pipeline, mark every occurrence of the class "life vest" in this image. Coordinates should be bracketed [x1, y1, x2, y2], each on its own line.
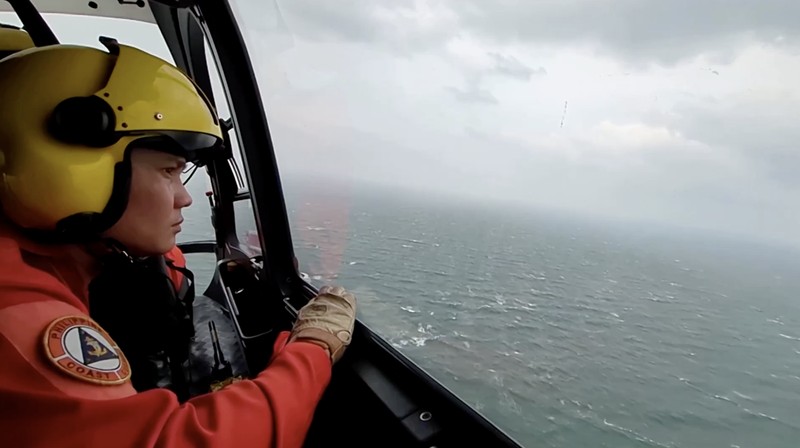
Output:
[88, 245, 197, 402]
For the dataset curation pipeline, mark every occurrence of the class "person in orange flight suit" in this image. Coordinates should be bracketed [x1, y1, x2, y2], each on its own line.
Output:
[0, 23, 235, 401]
[0, 25, 229, 399]
[0, 38, 357, 448]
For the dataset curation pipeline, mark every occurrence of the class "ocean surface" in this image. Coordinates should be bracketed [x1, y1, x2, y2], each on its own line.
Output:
[179, 178, 800, 448]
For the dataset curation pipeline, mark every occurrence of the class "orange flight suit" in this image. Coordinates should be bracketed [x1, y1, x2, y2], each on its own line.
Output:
[164, 244, 190, 296]
[0, 221, 331, 448]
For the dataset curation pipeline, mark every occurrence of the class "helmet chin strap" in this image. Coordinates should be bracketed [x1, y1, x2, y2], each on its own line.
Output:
[98, 238, 134, 260]
[94, 238, 164, 265]
[78, 237, 139, 266]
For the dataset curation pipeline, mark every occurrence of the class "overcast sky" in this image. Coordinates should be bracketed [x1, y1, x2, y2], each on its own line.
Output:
[226, 0, 800, 246]
[2, 1, 799, 246]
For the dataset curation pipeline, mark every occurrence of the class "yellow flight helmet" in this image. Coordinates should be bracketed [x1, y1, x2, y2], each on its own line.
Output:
[0, 36, 224, 242]
[0, 24, 34, 59]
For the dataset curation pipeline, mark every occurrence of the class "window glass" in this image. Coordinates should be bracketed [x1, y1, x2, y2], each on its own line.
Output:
[228, 2, 800, 447]
[199, 38, 262, 257]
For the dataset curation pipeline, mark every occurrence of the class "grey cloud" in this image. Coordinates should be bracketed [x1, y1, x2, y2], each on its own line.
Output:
[276, 1, 385, 42]
[652, 96, 800, 190]
[456, 0, 800, 65]
[488, 52, 546, 80]
[248, 1, 800, 243]
[276, 0, 799, 65]
[277, 0, 457, 55]
[269, 89, 800, 243]
[458, 108, 800, 242]
[446, 85, 498, 105]
[441, 52, 545, 105]
[441, 52, 541, 106]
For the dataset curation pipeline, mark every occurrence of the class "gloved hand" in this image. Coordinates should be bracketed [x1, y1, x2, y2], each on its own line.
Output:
[288, 285, 356, 364]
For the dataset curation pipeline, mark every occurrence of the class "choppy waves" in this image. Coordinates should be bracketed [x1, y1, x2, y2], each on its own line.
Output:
[288, 196, 800, 447]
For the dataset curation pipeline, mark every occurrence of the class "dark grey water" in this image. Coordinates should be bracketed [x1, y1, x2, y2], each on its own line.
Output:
[181, 179, 800, 448]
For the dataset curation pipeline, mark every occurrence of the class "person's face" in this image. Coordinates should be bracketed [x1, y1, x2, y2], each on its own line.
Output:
[102, 148, 192, 256]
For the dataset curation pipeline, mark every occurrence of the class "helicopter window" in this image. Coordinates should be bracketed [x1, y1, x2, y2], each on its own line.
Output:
[197, 34, 262, 257]
[230, 1, 800, 447]
[229, 0, 548, 439]
[0, 14, 20, 27]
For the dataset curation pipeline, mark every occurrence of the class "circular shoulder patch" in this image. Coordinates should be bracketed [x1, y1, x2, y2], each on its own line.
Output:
[42, 315, 131, 385]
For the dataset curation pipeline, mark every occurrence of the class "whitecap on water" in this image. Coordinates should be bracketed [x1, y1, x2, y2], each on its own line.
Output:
[743, 408, 779, 422]
[602, 419, 673, 448]
[410, 337, 428, 347]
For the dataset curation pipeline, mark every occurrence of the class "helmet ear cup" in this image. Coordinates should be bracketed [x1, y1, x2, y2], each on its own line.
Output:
[49, 96, 119, 147]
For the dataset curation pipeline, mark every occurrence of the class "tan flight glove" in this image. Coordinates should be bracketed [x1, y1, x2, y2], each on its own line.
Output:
[288, 285, 357, 364]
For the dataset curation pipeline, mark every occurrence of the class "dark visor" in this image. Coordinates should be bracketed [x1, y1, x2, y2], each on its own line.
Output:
[127, 131, 223, 164]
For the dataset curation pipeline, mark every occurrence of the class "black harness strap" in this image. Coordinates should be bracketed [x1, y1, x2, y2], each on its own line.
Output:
[89, 252, 196, 401]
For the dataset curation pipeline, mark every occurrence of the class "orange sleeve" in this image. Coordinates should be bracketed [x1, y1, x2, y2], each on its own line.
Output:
[0, 295, 331, 448]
